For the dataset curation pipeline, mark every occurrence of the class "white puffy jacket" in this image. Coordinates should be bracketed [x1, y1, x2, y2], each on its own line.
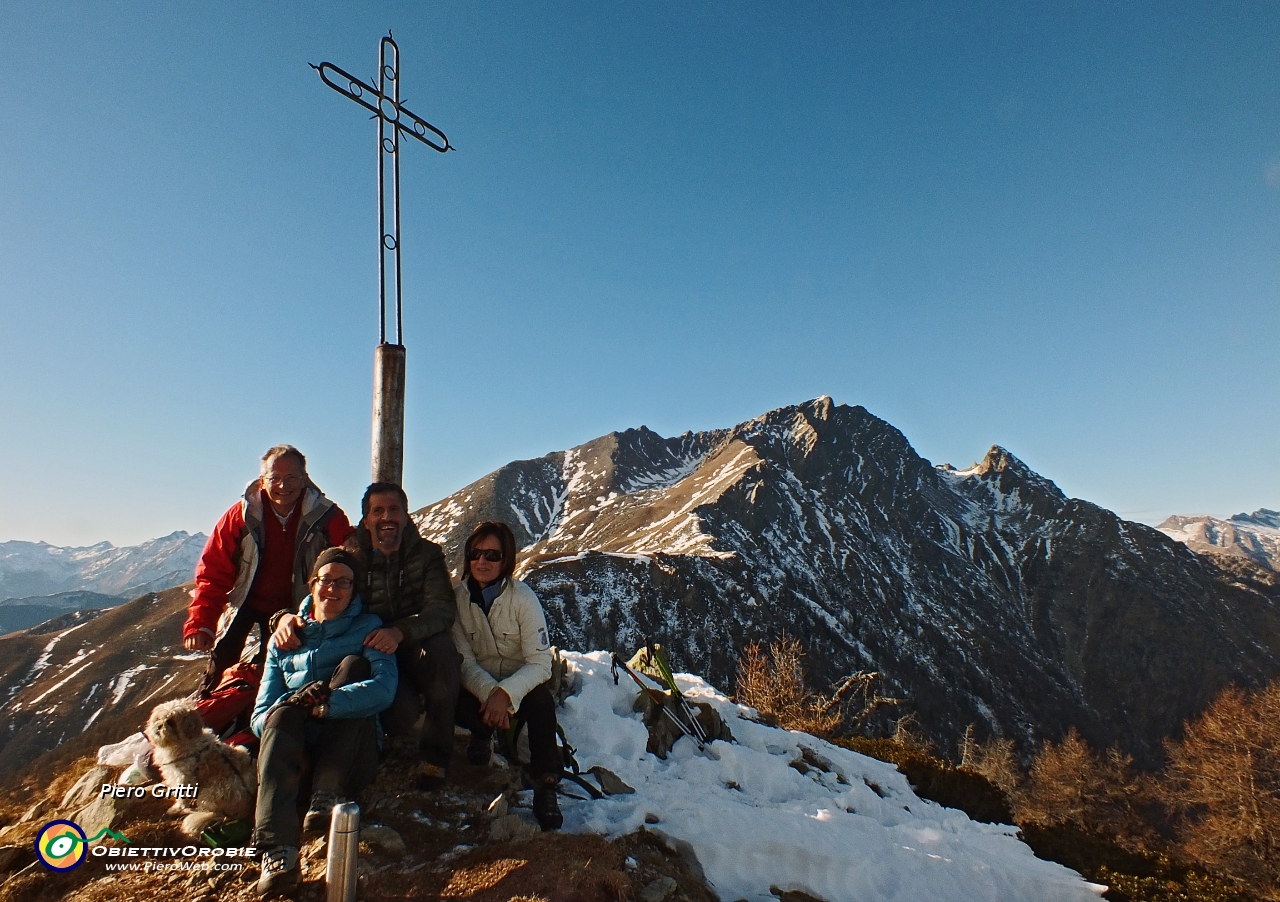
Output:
[451, 578, 552, 714]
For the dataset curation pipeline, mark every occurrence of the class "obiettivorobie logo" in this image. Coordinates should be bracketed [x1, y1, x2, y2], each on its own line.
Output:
[35, 819, 254, 874]
[34, 821, 130, 871]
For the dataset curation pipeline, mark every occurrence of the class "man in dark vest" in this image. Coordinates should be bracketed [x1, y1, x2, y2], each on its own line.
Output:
[272, 482, 461, 788]
[184, 445, 354, 696]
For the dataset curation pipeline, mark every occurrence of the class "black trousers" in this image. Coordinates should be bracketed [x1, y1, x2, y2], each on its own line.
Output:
[199, 602, 277, 697]
[254, 656, 379, 850]
[456, 681, 561, 780]
[379, 632, 462, 768]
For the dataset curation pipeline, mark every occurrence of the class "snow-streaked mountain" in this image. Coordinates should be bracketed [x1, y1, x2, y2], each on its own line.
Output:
[0, 585, 204, 780]
[0, 530, 205, 602]
[416, 397, 1280, 767]
[1157, 509, 1280, 571]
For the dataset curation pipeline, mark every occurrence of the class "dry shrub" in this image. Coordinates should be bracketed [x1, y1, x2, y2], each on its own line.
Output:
[963, 733, 1021, 798]
[1161, 681, 1280, 895]
[737, 636, 841, 735]
[736, 635, 900, 737]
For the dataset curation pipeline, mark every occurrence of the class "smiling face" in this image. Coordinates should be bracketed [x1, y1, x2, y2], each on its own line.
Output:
[261, 454, 306, 517]
[311, 562, 355, 622]
[468, 534, 504, 588]
[364, 491, 409, 555]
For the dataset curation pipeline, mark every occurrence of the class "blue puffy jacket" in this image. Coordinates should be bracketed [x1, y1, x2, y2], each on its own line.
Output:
[250, 594, 397, 737]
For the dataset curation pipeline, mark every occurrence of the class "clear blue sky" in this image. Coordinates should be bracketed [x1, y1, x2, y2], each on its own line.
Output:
[2, 2, 1277, 546]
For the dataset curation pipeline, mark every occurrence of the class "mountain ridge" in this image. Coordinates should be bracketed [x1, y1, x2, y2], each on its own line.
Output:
[0, 530, 205, 603]
[415, 397, 1280, 767]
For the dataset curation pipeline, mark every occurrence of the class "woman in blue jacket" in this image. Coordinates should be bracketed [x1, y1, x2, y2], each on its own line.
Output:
[251, 547, 396, 897]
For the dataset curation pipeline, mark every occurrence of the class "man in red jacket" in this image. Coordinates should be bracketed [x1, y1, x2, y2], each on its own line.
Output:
[183, 445, 354, 695]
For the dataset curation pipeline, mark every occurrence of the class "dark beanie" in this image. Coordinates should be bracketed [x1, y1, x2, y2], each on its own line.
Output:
[310, 547, 364, 589]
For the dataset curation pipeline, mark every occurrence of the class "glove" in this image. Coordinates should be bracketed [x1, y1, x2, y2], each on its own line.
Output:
[281, 680, 331, 709]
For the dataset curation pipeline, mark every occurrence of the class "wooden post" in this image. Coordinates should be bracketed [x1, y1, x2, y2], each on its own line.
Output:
[372, 343, 406, 485]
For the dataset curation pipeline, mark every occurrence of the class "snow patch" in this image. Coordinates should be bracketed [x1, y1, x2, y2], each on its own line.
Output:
[559, 652, 1105, 902]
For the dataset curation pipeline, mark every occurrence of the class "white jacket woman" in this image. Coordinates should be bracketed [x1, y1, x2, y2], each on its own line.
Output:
[451, 521, 563, 830]
[452, 576, 552, 714]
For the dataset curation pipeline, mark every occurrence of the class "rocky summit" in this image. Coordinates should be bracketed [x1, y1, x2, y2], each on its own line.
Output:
[417, 397, 1280, 766]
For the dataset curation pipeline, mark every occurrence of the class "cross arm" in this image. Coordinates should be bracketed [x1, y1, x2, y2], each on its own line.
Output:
[312, 62, 452, 153]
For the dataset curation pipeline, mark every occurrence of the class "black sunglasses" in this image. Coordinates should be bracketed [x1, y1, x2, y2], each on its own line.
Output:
[468, 548, 503, 563]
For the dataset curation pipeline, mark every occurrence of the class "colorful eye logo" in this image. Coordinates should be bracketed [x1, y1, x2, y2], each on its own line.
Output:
[35, 820, 87, 871]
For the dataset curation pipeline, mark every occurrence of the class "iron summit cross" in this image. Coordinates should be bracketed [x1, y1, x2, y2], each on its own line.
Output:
[313, 33, 452, 486]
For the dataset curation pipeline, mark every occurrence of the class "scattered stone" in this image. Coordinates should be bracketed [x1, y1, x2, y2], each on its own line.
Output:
[623, 856, 638, 872]
[640, 875, 678, 902]
[60, 766, 114, 810]
[360, 824, 406, 858]
[644, 812, 661, 824]
[18, 798, 51, 823]
[770, 886, 829, 902]
[74, 794, 131, 839]
[587, 765, 635, 795]
[796, 746, 833, 774]
[487, 812, 539, 843]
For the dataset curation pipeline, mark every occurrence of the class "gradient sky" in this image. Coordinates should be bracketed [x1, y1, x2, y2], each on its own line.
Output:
[1, 2, 1277, 547]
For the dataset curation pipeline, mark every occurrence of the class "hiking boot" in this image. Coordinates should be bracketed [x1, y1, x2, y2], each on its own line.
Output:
[302, 792, 340, 837]
[467, 732, 492, 766]
[532, 774, 563, 831]
[256, 845, 299, 897]
[415, 762, 447, 791]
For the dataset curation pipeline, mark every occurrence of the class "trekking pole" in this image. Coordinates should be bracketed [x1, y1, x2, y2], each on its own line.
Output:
[611, 654, 705, 750]
[647, 642, 710, 746]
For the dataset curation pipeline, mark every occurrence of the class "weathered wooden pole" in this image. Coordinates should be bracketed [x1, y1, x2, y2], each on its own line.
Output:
[372, 344, 406, 485]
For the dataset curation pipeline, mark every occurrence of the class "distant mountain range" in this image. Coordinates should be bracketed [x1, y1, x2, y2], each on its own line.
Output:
[1156, 509, 1280, 572]
[416, 397, 1280, 767]
[0, 531, 205, 604]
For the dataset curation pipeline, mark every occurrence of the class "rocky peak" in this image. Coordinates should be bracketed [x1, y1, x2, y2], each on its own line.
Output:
[1230, 509, 1280, 530]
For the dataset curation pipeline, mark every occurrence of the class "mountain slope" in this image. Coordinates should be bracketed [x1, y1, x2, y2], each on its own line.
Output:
[415, 397, 1280, 766]
[0, 585, 203, 779]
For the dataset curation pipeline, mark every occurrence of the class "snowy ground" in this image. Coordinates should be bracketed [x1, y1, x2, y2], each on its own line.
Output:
[556, 651, 1105, 902]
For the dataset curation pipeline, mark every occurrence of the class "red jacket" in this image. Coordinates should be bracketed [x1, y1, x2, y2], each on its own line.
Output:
[184, 480, 353, 645]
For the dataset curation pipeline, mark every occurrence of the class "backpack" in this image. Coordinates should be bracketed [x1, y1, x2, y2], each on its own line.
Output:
[193, 661, 261, 742]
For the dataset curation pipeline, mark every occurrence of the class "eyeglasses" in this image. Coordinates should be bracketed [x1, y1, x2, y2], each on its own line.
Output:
[468, 549, 503, 563]
[264, 475, 305, 488]
[315, 577, 353, 590]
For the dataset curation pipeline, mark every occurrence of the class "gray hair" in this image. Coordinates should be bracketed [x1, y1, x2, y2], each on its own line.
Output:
[260, 444, 308, 476]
